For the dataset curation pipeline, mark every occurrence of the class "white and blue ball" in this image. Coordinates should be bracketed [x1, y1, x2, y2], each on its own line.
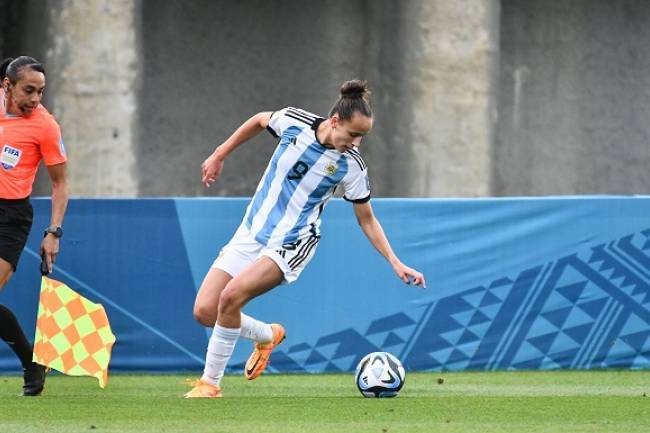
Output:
[354, 351, 405, 398]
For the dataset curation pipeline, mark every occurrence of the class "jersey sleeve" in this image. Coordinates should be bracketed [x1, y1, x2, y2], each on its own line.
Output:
[266, 107, 320, 139]
[342, 166, 371, 203]
[39, 115, 67, 166]
[266, 108, 290, 138]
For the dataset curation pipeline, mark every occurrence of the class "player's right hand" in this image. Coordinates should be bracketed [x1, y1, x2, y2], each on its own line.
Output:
[201, 154, 224, 187]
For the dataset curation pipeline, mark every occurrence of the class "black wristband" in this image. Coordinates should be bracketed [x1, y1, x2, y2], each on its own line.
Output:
[44, 225, 63, 238]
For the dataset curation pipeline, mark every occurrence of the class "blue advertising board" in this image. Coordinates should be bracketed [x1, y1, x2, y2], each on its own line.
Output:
[1, 197, 649, 373]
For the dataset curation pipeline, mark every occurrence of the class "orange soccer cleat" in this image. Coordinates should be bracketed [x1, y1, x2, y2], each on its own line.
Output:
[183, 379, 223, 398]
[244, 323, 286, 380]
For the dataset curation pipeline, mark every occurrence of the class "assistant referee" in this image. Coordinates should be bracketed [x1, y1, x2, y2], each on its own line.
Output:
[0, 56, 68, 396]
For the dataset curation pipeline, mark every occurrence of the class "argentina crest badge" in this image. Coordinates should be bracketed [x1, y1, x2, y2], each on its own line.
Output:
[325, 161, 338, 176]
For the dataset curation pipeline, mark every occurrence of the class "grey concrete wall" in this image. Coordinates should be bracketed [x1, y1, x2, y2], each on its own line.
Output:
[3, 0, 497, 198]
[138, 0, 496, 197]
[138, 0, 366, 197]
[45, 0, 140, 197]
[7, 0, 648, 198]
[0, 1, 50, 64]
[363, 0, 498, 197]
[495, 0, 650, 195]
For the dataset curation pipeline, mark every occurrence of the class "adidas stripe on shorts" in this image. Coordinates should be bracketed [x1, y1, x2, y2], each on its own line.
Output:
[212, 223, 320, 284]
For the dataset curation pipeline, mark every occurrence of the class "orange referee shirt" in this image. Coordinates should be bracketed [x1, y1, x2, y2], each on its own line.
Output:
[0, 89, 67, 199]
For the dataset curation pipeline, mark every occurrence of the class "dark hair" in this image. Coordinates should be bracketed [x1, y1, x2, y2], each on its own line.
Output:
[0, 58, 13, 80]
[328, 79, 372, 120]
[1, 56, 45, 84]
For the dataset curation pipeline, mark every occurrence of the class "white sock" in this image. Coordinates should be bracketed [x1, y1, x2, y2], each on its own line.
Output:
[201, 324, 240, 387]
[240, 313, 273, 343]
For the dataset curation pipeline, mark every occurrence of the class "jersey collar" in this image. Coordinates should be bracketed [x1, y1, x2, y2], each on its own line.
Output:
[312, 118, 336, 150]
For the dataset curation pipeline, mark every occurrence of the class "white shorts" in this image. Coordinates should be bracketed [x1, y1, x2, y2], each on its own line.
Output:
[212, 224, 321, 284]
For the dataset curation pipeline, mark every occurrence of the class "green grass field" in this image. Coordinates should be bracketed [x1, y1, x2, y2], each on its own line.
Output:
[1, 371, 649, 433]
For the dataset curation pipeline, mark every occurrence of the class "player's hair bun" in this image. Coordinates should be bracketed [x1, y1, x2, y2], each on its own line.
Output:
[340, 80, 370, 100]
[329, 79, 373, 120]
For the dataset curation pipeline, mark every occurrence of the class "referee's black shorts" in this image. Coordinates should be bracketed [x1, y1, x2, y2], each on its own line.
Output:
[0, 197, 33, 271]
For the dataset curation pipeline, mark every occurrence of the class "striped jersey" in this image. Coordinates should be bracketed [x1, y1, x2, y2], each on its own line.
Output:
[242, 107, 371, 247]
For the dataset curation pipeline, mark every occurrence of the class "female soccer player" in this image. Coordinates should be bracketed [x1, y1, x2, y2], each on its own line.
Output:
[0, 56, 69, 396]
[185, 80, 425, 398]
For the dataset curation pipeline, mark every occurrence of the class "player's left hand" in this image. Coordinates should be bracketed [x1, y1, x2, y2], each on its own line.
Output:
[393, 262, 426, 288]
[40, 236, 60, 274]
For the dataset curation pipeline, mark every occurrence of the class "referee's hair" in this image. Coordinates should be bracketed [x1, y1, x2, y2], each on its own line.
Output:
[1, 56, 45, 84]
[0, 58, 13, 80]
[328, 79, 372, 120]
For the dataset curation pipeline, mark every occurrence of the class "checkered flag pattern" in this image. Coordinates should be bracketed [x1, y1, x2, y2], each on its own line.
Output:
[33, 277, 116, 388]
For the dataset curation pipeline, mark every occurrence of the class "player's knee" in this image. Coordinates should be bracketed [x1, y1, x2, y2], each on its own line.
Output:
[193, 303, 217, 327]
[217, 286, 244, 316]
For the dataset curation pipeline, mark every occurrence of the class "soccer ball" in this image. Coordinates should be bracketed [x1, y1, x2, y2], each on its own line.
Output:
[354, 351, 405, 398]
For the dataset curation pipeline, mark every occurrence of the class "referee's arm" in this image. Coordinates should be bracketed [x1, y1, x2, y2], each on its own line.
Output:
[41, 162, 68, 272]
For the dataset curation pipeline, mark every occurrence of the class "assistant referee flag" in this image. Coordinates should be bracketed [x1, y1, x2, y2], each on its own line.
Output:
[33, 277, 116, 388]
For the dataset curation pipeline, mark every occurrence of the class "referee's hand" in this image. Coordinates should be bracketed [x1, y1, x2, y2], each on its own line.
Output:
[40, 236, 60, 275]
[40, 253, 49, 276]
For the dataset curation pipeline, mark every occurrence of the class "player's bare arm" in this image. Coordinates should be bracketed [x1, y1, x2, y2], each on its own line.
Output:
[41, 162, 68, 273]
[201, 111, 273, 187]
[353, 201, 426, 288]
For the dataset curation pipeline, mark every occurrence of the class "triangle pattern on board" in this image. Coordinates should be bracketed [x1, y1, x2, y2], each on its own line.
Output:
[620, 329, 650, 353]
[439, 328, 466, 348]
[461, 289, 486, 309]
[382, 332, 405, 348]
[555, 281, 588, 304]
[288, 342, 312, 354]
[488, 281, 513, 304]
[451, 309, 476, 329]
[329, 354, 357, 372]
[305, 349, 328, 365]
[263, 228, 650, 373]
[541, 306, 573, 330]
[365, 312, 416, 336]
[480, 290, 503, 308]
[577, 298, 608, 320]
[562, 323, 593, 346]
[429, 346, 455, 366]
[527, 332, 559, 355]
[553, 263, 593, 290]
